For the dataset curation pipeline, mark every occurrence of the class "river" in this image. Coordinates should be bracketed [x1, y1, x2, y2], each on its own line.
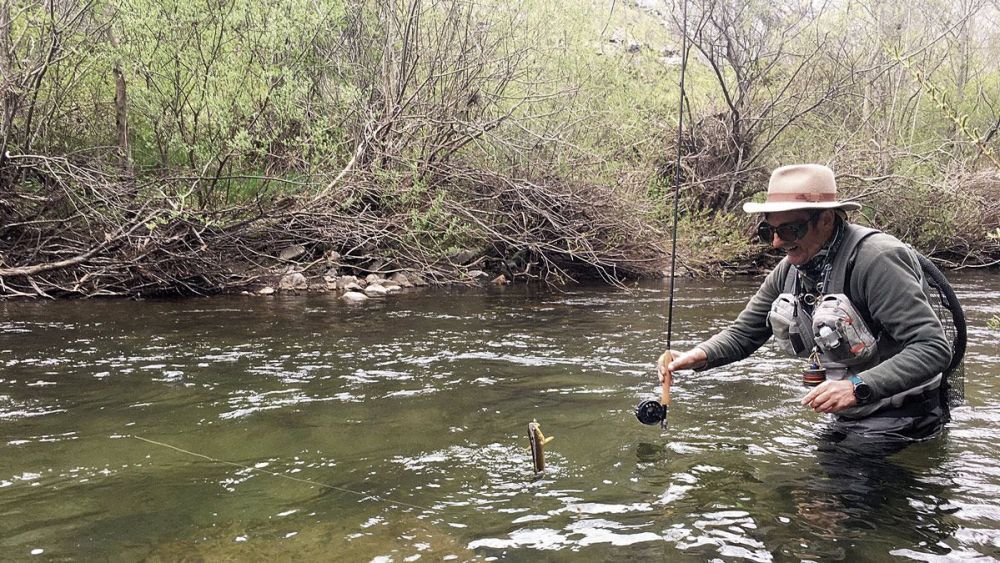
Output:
[1, 272, 998, 561]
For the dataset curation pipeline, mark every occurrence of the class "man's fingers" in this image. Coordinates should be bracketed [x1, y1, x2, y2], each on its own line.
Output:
[656, 351, 675, 382]
[801, 386, 822, 405]
[810, 394, 833, 412]
[802, 382, 833, 410]
[801, 380, 856, 413]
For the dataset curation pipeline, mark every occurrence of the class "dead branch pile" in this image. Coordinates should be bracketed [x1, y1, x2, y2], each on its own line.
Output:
[0, 154, 278, 297]
[837, 165, 1000, 268]
[432, 166, 670, 282]
[656, 113, 766, 214]
[0, 155, 669, 298]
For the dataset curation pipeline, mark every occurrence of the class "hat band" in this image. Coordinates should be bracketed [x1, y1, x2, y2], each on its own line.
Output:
[766, 192, 836, 203]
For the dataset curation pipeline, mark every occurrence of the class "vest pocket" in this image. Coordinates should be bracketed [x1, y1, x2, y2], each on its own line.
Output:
[768, 293, 813, 357]
[812, 294, 878, 366]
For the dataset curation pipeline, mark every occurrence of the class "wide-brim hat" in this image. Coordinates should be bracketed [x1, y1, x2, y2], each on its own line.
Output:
[742, 164, 862, 214]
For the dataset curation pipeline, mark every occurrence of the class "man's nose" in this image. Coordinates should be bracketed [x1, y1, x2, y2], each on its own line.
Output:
[771, 232, 783, 248]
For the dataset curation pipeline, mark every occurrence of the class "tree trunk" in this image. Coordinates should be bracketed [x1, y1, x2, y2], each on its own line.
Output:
[113, 60, 132, 175]
[1, 1, 14, 159]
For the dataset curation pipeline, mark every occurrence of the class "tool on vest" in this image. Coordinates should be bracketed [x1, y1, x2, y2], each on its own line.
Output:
[635, 0, 689, 429]
[768, 294, 811, 356]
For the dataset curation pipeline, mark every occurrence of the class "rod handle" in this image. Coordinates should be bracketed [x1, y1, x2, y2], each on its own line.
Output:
[660, 371, 671, 406]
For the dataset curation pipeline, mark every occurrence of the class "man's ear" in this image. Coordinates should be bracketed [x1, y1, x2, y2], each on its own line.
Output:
[821, 209, 836, 227]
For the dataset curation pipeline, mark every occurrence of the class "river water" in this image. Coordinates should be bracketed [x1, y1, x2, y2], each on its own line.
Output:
[1, 273, 997, 561]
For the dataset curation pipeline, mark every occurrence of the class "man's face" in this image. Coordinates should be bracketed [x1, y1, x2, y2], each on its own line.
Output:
[762, 210, 834, 266]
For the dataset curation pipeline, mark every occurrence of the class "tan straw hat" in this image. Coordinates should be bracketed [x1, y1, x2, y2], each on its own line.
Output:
[743, 164, 862, 214]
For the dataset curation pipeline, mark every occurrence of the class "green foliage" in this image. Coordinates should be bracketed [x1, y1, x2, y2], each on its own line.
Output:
[498, 0, 682, 182]
[403, 191, 482, 257]
[114, 0, 345, 172]
[5, 0, 999, 274]
[3, 0, 345, 184]
[675, 209, 756, 270]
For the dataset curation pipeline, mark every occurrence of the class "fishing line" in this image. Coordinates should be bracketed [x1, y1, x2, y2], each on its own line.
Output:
[132, 435, 434, 513]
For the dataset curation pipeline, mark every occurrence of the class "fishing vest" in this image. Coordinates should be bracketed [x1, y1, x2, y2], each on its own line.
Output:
[767, 224, 944, 419]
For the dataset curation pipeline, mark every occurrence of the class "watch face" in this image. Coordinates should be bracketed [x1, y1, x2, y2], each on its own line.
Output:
[854, 382, 873, 403]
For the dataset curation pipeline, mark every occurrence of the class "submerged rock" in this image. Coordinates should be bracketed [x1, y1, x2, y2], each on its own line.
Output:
[341, 291, 368, 304]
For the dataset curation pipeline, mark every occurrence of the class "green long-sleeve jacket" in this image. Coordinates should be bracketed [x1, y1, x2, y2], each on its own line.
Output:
[695, 227, 952, 402]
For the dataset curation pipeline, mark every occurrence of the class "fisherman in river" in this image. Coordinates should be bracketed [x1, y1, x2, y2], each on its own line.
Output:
[657, 164, 954, 449]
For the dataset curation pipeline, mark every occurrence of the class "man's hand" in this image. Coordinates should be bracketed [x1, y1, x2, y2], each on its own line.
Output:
[801, 379, 857, 413]
[656, 348, 708, 383]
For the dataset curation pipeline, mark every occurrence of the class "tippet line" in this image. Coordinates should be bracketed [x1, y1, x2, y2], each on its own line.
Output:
[132, 435, 434, 513]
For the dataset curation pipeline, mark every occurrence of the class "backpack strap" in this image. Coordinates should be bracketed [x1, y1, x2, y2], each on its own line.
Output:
[834, 224, 882, 333]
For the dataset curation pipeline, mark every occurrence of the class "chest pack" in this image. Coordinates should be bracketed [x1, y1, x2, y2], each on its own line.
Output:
[766, 225, 882, 366]
[766, 224, 967, 414]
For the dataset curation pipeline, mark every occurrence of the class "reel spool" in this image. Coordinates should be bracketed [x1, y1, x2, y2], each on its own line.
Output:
[635, 399, 668, 426]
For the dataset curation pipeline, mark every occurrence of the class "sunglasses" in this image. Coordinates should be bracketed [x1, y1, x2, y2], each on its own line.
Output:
[756, 211, 822, 243]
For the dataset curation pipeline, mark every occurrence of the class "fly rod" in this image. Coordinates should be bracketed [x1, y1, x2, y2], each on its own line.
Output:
[636, 0, 688, 427]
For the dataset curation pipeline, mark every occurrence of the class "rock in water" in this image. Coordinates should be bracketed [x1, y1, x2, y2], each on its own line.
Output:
[364, 284, 388, 297]
[341, 291, 368, 304]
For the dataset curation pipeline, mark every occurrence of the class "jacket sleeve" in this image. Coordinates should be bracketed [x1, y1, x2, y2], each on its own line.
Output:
[696, 262, 788, 370]
[851, 238, 952, 399]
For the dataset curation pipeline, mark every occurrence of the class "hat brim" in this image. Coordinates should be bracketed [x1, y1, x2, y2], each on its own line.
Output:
[742, 200, 863, 214]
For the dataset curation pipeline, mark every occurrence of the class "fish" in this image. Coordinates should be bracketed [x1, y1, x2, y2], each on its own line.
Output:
[527, 420, 554, 473]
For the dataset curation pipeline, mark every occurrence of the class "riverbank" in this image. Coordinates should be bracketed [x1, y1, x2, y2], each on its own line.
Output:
[3, 1, 1000, 299]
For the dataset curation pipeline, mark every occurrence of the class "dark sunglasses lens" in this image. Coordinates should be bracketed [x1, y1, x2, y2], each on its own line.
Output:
[757, 220, 808, 243]
[756, 222, 773, 243]
[778, 222, 806, 242]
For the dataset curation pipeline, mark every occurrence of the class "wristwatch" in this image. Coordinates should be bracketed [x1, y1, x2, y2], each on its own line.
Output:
[849, 375, 873, 405]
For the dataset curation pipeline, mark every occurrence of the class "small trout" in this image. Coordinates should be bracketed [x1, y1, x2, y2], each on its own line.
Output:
[527, 420, 554, 473]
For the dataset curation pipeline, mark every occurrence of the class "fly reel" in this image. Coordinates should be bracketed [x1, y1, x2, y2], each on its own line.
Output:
[635, 399, 668, 426]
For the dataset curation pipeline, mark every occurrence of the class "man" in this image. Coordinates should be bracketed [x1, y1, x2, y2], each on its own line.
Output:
[658, 164, 953, 444]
